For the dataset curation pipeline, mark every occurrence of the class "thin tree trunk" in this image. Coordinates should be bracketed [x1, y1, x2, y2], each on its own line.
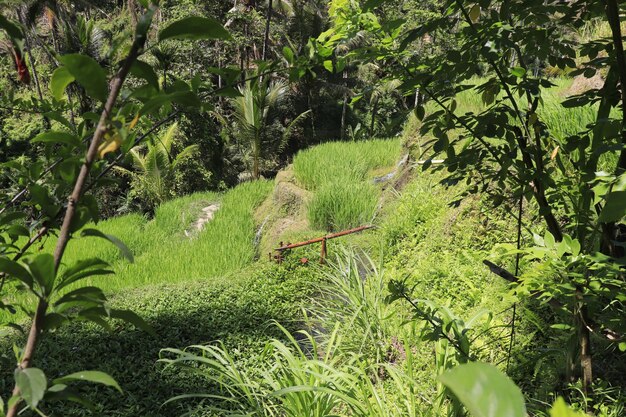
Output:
[308, 87, 316, 142]
[579, 301, 593, 394]
[6, 27, 148, 417]
[127, 0, 138, 28]
[253, 132, 260, 179]
[340, 70, 348, 140]
[17, 11, 49, 129]
[370, 96, 379, 137]
[262, 0, 273, 61]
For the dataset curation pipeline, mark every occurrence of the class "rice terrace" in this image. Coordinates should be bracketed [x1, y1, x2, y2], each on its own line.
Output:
[0, 1, 624, 416]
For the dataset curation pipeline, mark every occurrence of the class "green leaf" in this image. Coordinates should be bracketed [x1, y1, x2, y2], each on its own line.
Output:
[57, 258, 112, 293]
[110, 309, 156, 336]
[415, 105, 425, 121]
[59, 54, 108, 102]
[130, 60, 159, 89]
[15, 367, 47, 409]
[80, 229, 134, 263]
[549, 397, 586, 417]
[0, 15, 23, 40]
[439, 362, 526, 417]
[158, 16, 232, 42]
[282, 46, 294, 64]
[509, 67, 526, 78]
[24, 254, 56, 297]
[53, 371, 122, 393]
[0, 258, 33, 288]
[599, 191, 626, 222]
[50, 67, 75, 101]
[469, 4, 481, 23]
[32, 131, 81, 147]
[323, 60, 334, 72]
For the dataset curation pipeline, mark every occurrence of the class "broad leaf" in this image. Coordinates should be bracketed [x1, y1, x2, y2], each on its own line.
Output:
[0, 258, 32, 288]
[549, 397, 586, 417]
[50, 67, 75, 101]
[24, 254, 56, 297]
[53, 371, 122, 393]
[0, 14, 23, 40]
[32, 131, 81, 147]
[509, 67, 526, 78]
[56, 258, 112, 293]
[130, 60, 159, 89]
[159, 16, 231, 42]
[59, 54, 108, 102]
[599, 191, 626, 222]
[15, 367, 47, 409]
[439, 362, 526, 417]
[80, 229, 134, 263]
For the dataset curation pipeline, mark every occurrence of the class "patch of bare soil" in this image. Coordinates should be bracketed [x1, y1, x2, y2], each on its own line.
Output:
[568, 74, 604, 96]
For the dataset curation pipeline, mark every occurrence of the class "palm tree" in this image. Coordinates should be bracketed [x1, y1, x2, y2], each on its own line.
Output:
[116, 123, 198, 213]
[230, 78, 287, 180]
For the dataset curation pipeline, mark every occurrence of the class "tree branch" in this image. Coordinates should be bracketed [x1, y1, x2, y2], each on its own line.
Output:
[6, 19, 150, 417]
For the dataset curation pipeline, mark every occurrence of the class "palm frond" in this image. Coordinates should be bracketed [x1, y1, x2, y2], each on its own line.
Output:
[172, 144, 200, 169]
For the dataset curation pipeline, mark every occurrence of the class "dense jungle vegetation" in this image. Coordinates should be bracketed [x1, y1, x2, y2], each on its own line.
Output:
[0, 0, 625, 416]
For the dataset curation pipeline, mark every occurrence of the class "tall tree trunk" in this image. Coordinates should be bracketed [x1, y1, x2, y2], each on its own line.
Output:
[308, 87, 316, 143]
[253, 132, 260, 179]
[127, 0, 138, 28]
[340, 70, 348, 141]
[370, 96, 379, 137]
[262, 0, 273, 61]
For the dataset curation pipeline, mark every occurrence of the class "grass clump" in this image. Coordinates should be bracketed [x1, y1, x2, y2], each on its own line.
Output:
[308, 181, 379, 231]
[292, 139, 401, 190]
[292, 139, 401, 232]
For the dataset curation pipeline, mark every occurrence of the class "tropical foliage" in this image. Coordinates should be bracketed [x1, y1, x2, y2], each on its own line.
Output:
[0, 0, 625, 416]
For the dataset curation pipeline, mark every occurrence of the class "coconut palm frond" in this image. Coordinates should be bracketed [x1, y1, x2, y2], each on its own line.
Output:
[279, 109, 310, 152]
[172, 144, 200, 169]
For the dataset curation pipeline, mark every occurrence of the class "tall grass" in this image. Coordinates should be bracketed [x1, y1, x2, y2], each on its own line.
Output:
[307, 182, 379, 231]
[292, 139, 401, 231]
[293, 139, 402, 191]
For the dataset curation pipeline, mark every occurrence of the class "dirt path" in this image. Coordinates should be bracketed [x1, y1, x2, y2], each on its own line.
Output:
[184, 204, 220, 237]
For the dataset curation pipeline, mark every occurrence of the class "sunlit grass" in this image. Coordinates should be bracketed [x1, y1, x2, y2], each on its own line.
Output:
[416, 77, 618, 171]
[0, 181, 272, 323]
[292, 138, 402, 231]
[292, 139, 402, 191]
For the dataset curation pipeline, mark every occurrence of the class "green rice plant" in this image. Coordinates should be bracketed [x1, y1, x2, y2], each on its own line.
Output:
[99, 180, 272, 290]
[293, 139, 402, 191]
[307, 182, 379, 231]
